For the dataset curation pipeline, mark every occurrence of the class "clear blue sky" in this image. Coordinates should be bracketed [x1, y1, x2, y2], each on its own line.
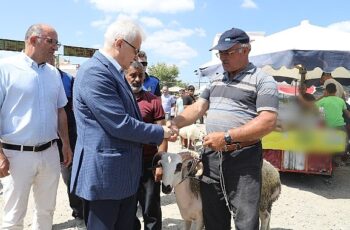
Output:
[1, 0, 350, 85]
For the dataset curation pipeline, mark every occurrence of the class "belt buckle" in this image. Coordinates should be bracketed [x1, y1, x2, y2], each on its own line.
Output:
[33, 145, 38, 152]
[20, 145, 24, 152]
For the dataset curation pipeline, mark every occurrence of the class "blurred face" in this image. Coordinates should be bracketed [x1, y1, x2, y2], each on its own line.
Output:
[137, 56, 148, 72]
[162, 87, 169, 95]
[217, 44, 248, 73]
[118, 35, 142, 70]
[126, 66, 145, 93]
[187, 88, 194, 96]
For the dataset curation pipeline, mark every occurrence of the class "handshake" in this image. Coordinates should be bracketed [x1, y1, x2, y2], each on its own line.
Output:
[162, 121, 179, 142]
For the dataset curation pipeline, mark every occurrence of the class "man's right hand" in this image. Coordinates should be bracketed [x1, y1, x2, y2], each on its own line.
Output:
[166, 121, 179, 142]
[0, 152, 10, 178]
[162, 125, 178, 142]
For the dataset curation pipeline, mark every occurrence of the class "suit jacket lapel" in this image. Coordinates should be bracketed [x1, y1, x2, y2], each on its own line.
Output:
[93, 51, 142, 120]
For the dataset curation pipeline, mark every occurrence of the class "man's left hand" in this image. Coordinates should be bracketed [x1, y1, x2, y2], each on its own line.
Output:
[154, 167, 163, 182]
[61, 144, 73, 167]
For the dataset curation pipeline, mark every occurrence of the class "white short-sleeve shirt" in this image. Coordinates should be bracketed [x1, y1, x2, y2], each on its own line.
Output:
[0, 53, 67, 145]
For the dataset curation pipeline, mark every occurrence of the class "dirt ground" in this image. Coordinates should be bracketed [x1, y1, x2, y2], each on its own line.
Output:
[1, 141, 350, 229]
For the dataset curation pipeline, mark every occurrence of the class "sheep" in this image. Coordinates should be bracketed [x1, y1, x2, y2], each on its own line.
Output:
[158, 151, 281, 230]
[259, 159, 282, 230]
[159, 151, 204, 230]
[178, 124, 206, 150]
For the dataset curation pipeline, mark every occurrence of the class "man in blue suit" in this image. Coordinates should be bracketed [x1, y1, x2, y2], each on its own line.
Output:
[71, 19, 173, 230]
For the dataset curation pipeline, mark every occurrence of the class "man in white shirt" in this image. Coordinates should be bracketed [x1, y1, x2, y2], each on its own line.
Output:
[0, 23, 72, 229]
[161, 86, 176, 121]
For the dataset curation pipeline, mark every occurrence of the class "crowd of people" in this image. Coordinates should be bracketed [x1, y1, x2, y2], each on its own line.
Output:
[0, 17, 348, 230]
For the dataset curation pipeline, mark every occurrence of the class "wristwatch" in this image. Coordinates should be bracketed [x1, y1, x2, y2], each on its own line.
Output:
[224, 131, 233, 145]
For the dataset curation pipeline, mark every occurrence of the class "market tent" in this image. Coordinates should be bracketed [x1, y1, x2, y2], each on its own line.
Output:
[199, 21, 350, 84]
[249, 20, 350, 72]
[168, 86, 184, 93]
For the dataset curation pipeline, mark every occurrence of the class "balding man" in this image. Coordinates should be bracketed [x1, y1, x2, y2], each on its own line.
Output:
[0, 24, 72, 229]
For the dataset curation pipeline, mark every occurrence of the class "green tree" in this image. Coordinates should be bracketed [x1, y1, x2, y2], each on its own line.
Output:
[148, 63, 181, 88]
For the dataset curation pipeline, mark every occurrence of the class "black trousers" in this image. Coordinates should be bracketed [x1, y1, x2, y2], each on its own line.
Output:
[200, 143, 262, 230]
[134, 160, 162, 230]
[57, 127, 83, 219]
[83, 194, 137, 230]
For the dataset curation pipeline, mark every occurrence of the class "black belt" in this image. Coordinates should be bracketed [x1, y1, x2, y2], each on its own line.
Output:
[1, 140, 56, 152]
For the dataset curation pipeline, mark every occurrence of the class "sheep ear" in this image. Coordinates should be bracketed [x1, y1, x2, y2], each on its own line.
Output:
[195, 162, 203, 176]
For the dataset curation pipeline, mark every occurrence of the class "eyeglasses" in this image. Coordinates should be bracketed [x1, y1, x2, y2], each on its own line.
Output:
[37, 36, 62, 48]
[140, 61, 148, 67]
[123, 39, 139, 55]
[216, 47, 242, 58]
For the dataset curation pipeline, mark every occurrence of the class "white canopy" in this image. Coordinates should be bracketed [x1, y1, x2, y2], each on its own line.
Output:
[249, 20, 350, 72]
[250, 20, 350, 56]
[199, 20, 350, 82]
[168, 86, 184, 93]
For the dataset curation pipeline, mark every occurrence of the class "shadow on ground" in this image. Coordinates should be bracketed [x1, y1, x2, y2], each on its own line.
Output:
[280, 165, 350, 199]
[52, 218, 76, 229]
[162, 218, 185, 229]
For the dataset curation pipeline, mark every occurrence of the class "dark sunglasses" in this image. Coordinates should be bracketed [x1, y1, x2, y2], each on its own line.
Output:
[141, 62, 148, 67]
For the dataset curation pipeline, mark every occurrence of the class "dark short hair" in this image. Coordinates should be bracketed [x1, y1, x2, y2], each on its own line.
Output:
[326, 83, 336, 94]
[137, 50, 147, 59]
[187, 85, 195, 91]
[303, 93, 316, 101]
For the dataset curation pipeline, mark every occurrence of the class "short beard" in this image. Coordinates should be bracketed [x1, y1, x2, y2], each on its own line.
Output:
[130, 85, 142, 94]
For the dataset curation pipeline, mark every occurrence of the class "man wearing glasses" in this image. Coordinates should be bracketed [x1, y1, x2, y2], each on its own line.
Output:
[169, 27, 278, 230]
[0, 24, 72, 229]
[71, 19, 174, 230]
[137, 51, 162, 97]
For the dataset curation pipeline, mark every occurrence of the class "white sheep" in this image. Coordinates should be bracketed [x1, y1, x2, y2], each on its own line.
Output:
[158, 151, 281, 230]
[178, 124, 206, 150]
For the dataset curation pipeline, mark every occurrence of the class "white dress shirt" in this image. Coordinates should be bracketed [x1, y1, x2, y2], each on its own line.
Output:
[0, 53, 67, 145]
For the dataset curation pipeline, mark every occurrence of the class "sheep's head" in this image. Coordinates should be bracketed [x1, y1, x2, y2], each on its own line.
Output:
[159, 151, 203, 194]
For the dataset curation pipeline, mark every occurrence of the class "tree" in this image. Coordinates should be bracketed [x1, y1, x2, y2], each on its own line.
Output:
[148, 63, 180, 88]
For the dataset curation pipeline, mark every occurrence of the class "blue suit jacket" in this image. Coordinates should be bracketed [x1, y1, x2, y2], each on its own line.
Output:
[70, 51, 164, 201]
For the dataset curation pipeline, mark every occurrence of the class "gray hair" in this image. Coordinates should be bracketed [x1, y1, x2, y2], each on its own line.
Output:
[104, 19, 145, 48]
[25, 24, 43, 40]
[240, 43, 251, 51]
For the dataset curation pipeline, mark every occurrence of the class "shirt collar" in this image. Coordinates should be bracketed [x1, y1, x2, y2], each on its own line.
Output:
[223, 62, 256, 81]
[21, 53, 47, 69]
[99, 49, 123, 74]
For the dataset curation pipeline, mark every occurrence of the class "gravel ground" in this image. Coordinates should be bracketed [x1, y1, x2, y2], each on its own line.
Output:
[1, 141, 350, 229]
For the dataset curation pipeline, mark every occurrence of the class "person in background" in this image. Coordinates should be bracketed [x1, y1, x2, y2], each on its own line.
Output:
[70, 19, 174, 230]
[125, 61, 167, 230]
[137, 51, 161, 97]
[161, 86, 176, 121]
[168, 27, 278, 230]
[0, 23, 72, 229]
[175, 89, 185, 117]
[182, 85, 196, 109]
[320, 72, 345, 99]
[47, 55, 84, 228]
[315, 83, 350, 166]
[320, 72, 350, 159]
[316, 83, 349, 129]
